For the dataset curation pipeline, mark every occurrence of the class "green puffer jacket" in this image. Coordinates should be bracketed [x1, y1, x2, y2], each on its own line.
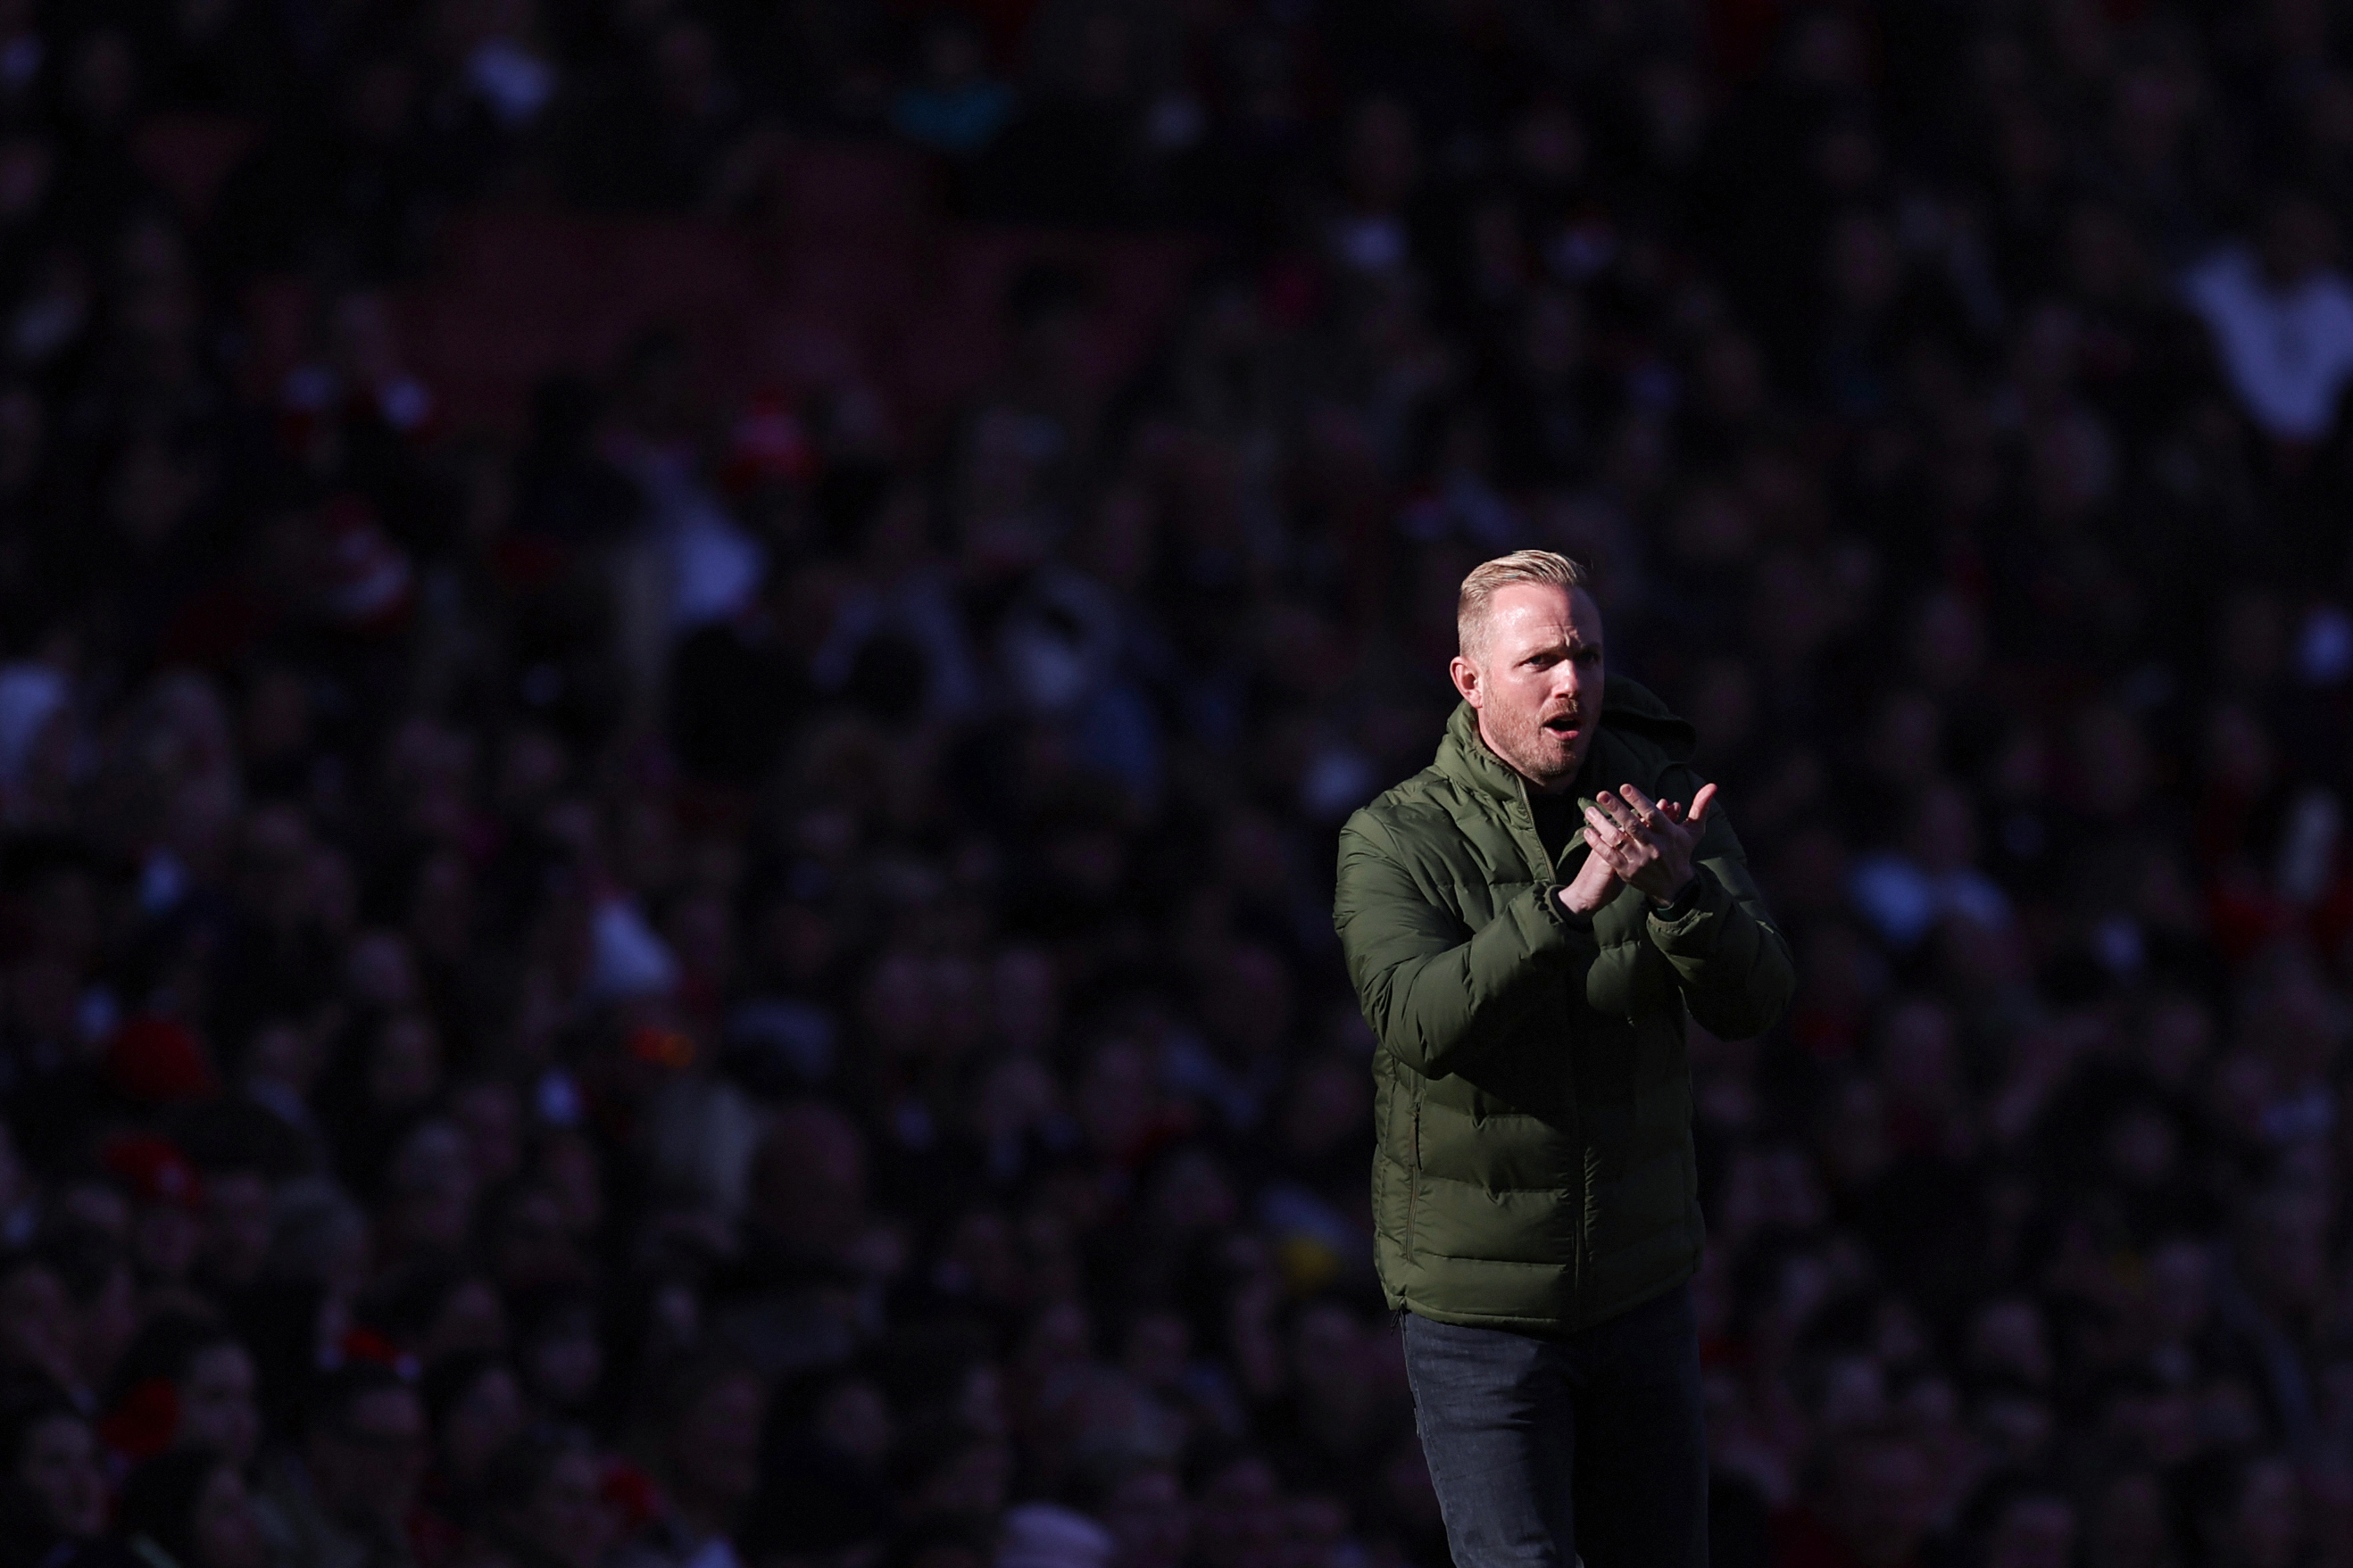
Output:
[1333, 678, 1794, 1335]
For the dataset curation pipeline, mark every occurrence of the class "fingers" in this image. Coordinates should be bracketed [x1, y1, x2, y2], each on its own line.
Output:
[1581, 806, 1632, 873]
[1582, 802, 1648, 883]
[1598, 788, 1681, 855]
[1617, 781, 1715, 842]
[1594, 789, 1647, 837]
[1616, 783, 1663, 830]
[1581, 784, 1718, 901]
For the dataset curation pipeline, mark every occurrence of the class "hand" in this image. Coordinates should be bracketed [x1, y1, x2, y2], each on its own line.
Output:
[1582, 782, 1717, 905]
[1557, 840, 1622, 917]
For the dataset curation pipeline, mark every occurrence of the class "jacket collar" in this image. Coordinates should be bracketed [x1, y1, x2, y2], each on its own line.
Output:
[1436, 701, 1590, 880]
[1435, 700, 1534, 805]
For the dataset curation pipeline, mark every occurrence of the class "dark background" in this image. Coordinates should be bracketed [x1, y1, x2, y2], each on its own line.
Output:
[0, 1, 2349, 1565]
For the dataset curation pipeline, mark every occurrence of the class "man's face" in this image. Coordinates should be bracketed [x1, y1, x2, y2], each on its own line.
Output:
[0, 1263, 72, 1383]
[200, 1172, 275, 1290]
[179, 1343, 260, 1466]
[675, 1373, 765, 1506]
[1451, 583, 1604, 792]
[19, 1414, 103, 1538]
[312, 1387, 427, 1531]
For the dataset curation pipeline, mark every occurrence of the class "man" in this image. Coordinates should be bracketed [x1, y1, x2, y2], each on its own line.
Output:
[615, 1351, 768, 1568]
[255, 1364, 428, 1568]
[1333, 550, 1793, 1564]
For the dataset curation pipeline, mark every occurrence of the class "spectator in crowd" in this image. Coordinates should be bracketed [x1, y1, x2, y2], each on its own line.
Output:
[617, 1352, 764, 1568]
[254, 1365, 428, 1568]
[116, 1448, 270, 1568]
[465, 1426, 614, 1568]
[9, 2, 2353, 1566]
[102, 1311, 262, 1467]
[0, 1389, 107, 1568]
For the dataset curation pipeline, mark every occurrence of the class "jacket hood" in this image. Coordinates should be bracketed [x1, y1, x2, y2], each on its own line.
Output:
[1595, 675, 1697, 759]
[1435, 676, 1695, 801]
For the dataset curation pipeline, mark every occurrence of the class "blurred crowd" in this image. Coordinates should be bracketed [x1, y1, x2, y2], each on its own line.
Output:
[9, 1, 2353, 1567]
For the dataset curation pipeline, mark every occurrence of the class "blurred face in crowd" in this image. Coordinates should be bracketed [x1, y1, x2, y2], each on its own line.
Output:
[919, 18, 985, 87]
[200, 1171, 275, 1291]
[522, 1307, 603, 1412]
[813, 1377, 893, 1465]
[909, 1431, 1010, 1521]
[439, 1363, 526, 1489]
[179, 1341, 260, 1466]
[489, 1184, 579, 1290]
[1289, 1303, 1365, 1407]
[1195, 1456, 1284, 1565]
[387, 1121, 478, 1256]
[19, 1413, 104, 1538]
[1821, 1433, 1937, 1564]
[1986, 1494, 2075, 1568]
[672, 1372, 764, 1514]
[370, 1013, 442, 1111]
[422, 1275, 506, 1360]
[503, 1448, 613, 1568]
[749, 1105, 868, 1257]
[311, 1387, 428, 1532]
[1281, 1055, 1368, 1164]
[77, 1259, 139, 1389]
[194, 1464, 268, 1568]
[2085, 1472, 2173, 1568]
[2105, 1383, 2197, 1470]
[1450, 582, 1604, 794]
[452, 1080, 522, 1189]
[133, 1193, 201, 1283]
[0, 1261, 74, 1387]
[1966, 1298, 2051, 1389]
[1102, 1464, 1191, 1568]
[2217, 1456, 2304, 1568]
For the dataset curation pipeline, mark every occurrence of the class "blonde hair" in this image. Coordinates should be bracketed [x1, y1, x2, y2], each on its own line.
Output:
[1457, 550, 1591, 658]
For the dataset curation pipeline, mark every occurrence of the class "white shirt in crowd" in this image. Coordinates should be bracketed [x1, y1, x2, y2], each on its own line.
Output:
[2184, 245, 2353, 442]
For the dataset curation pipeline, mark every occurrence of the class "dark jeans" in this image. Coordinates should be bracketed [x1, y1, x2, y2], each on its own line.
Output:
[1400, 1283, 1707, 1568]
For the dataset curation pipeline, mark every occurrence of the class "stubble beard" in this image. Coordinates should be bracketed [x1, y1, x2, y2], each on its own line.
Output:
[1484, 706, 1585, 793]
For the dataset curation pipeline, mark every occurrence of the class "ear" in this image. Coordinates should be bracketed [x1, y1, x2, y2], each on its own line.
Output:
[1448, 654, 1484, 708]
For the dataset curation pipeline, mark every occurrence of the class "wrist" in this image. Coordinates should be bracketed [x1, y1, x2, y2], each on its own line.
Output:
[1556, 882, 1608, 918]
[1649, 874, 1700, 912]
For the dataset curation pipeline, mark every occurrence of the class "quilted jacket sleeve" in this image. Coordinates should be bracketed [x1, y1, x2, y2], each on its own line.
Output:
[1334, 809, 1596, 1080]
[1642, 792, 1795, 1040]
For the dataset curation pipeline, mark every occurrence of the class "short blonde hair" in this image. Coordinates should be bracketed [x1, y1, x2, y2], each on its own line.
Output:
[1458, 550, 1590, 657]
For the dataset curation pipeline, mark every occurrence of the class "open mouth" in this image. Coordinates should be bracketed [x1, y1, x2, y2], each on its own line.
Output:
[1542, 715, 1581, 735]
